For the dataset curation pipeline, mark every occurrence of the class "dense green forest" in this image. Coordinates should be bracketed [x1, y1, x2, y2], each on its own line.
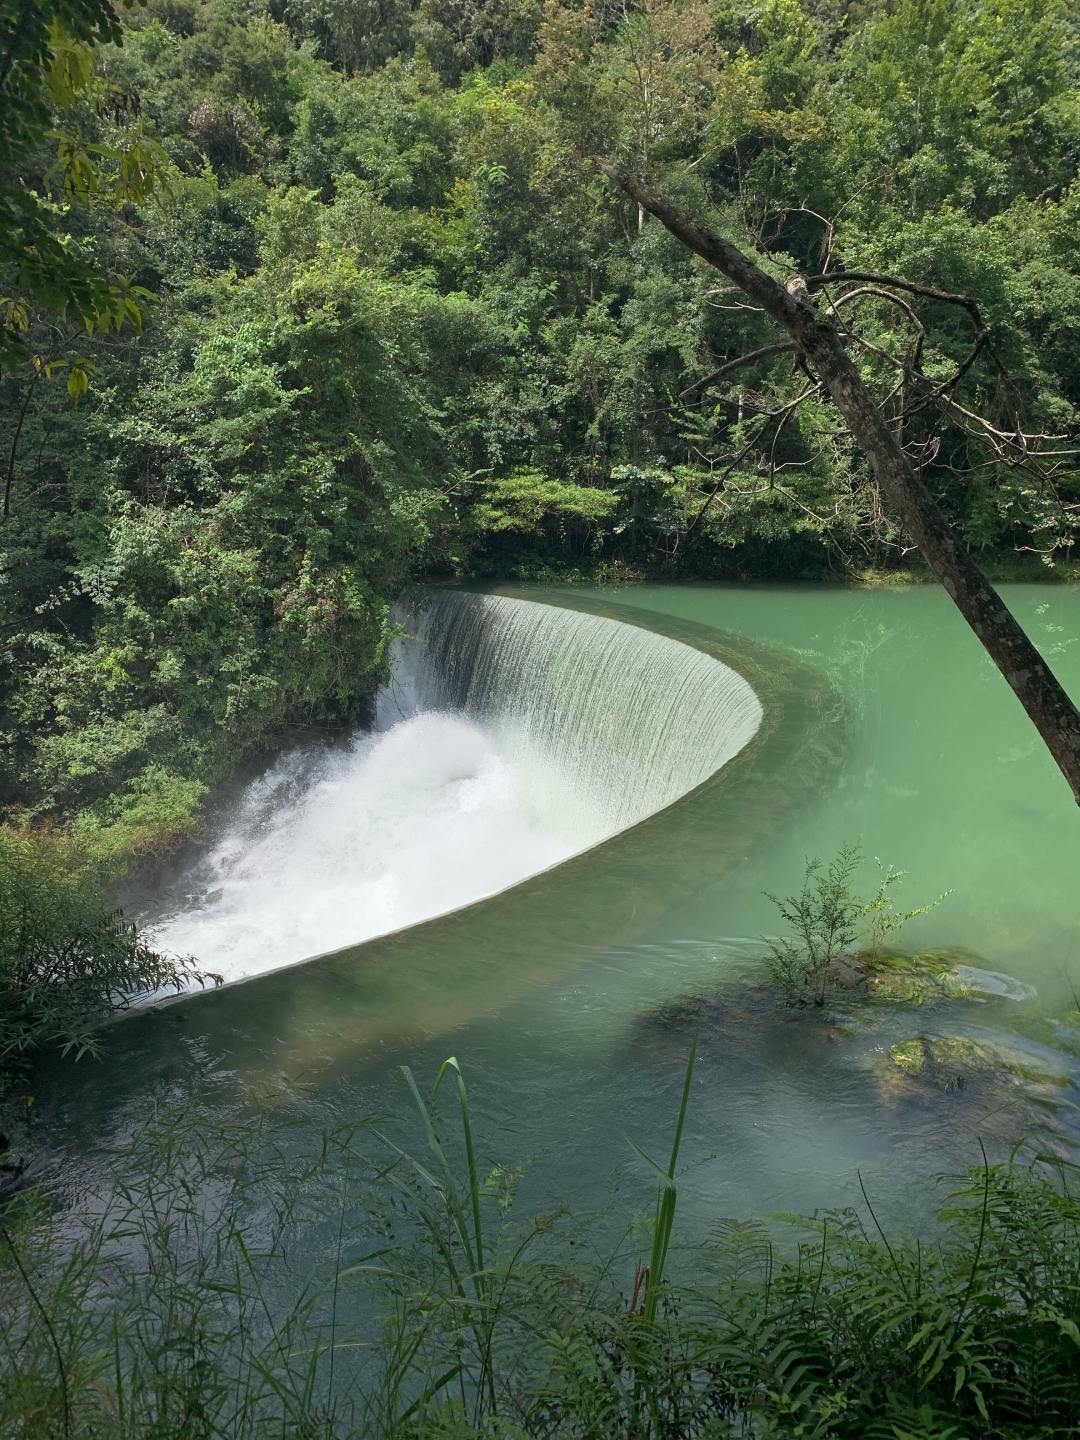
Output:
[3, 0, 1080, 863]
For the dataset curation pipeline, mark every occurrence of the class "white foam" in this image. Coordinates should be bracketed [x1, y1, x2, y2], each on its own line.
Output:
[150, 712, 586, 984]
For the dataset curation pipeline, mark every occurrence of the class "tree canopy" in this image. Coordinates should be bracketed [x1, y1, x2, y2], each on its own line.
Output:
[2, 0, 1078, 843]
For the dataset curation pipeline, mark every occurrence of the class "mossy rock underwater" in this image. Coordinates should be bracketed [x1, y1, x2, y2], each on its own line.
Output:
[634, 948, 1029, 1053]
[830, 948, 1035, 1007]
[629, 987, 856, 1065]
[870, 1033, 1071, 1118]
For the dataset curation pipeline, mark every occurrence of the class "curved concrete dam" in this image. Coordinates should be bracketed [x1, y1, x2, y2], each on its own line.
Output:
[72, 588, 839, 1103]
[149, 590, 767, 988]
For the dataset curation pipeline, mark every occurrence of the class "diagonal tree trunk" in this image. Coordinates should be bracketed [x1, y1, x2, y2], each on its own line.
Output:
[592, 157, 1080, 805]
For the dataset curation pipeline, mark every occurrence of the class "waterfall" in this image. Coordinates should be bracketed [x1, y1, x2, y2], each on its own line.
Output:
[381, 591, 763, 839]
[148, 592, 762, 986]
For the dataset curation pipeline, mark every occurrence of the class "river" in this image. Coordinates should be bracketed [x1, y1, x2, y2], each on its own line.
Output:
[32, 581, 1080, 1255]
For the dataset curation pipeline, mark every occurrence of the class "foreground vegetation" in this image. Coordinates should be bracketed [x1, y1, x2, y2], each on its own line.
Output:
[0, 827, 213, 1150]
[0, 829, 209, 1061]
[2, 1056, 1079, 1439]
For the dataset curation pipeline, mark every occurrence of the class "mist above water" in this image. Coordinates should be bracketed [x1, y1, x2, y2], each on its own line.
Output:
[149, 592, 762, 986]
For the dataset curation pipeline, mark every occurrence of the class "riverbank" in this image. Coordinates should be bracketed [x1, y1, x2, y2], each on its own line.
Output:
[3, 1058, 1078, 1440]
[452, 550, 1080, 590]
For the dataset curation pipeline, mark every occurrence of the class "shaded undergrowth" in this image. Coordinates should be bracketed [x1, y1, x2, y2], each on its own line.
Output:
[1, 1053, 1078, 1439]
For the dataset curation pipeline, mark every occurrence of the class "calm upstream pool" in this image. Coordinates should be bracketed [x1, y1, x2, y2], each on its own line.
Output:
[32, 582, 1080, 1245]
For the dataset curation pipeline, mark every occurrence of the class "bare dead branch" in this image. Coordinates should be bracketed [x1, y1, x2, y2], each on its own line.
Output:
[590, 155, 1080, 803]
[805, 270, 985, 330]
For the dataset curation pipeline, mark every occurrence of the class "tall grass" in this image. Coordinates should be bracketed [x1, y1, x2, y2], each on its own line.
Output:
[1, 1060, 1078, 1439]
[634, 1032, 697, 1326]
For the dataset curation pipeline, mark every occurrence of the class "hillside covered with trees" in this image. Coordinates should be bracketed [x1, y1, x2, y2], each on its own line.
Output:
[3, 0, 1080, 860]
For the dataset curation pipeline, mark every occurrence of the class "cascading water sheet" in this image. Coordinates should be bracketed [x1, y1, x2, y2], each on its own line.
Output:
[148, 592, 762, 985]
[387, 592, 763, 840]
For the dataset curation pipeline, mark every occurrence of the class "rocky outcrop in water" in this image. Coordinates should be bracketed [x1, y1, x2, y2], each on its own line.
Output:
[826, 948, 1033, 1006]
[868, 1033, 1070, 1133]
[630, 947, 1077, 1149]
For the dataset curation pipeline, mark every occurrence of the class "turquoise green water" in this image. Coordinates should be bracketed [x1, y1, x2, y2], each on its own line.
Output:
[36, 582, 1080, 1241]
[566, 582, 1080, 986]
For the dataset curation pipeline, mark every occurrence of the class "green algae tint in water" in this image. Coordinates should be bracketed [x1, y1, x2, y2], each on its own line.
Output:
[37, 583, 1080, 1244]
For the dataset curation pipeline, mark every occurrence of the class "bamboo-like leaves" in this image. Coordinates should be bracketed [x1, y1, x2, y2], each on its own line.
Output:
[629, 1032, 698, 1325]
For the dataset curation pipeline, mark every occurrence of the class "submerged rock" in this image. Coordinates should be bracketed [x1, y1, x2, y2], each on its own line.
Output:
[825, 954, 869, 990]
[632, 975, 1076, 1148]
[631, 948, 1033, 1055]
[873, 1033, 1069, 1111]
[830, 948, 1032, 1007]
[945, 963, 1038, 1003]
[864, 952, 957, 1004]
[641, 992, 715, 1029]
[886, 1035, 998, 1090]
[630, 984, 857, 1065]
[636, 949, 1033, 1046]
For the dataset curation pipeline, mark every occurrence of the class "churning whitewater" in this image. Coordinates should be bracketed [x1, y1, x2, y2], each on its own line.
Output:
[149, 593, 763, 986]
